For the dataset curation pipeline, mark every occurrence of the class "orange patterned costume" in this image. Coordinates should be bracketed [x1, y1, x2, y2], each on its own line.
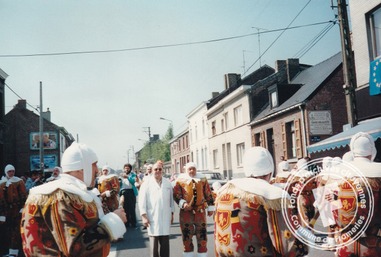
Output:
[214, 178, 297, 257]
[0, 170, 27, 256]
[21, 174, 125, 257]
[335, 159, 381, 257]
[97, 174, 120, 212]
[173, 172, 214, 254]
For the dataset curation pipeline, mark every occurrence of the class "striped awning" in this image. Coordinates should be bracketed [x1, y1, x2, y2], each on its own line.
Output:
[307, 117, 381, 153]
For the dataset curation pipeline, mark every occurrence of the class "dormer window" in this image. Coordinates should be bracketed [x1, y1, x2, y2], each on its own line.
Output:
[270, 90, 278, 108]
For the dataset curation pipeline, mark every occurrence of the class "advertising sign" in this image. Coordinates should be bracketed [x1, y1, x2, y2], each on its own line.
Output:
[30, 131, 57, 150]
[30, 155, 58, 170]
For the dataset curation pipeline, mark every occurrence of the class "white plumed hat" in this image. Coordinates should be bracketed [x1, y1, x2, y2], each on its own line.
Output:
[61, 142, 98, 187]
[350, 132, 376, 161]
[243, 147, 274, 177]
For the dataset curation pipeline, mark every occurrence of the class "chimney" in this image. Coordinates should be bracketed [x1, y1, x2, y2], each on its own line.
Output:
[275, 60, 287, 72]
[42, 108, 51, 122]
[224, 73, 241, 90]
[212, 92, 219, 98]
[287, 58, 300, 82]
[16, 99, 27, 109]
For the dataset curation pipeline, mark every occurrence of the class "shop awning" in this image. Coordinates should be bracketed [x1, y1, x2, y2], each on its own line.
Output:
[307, 117, 381, 153]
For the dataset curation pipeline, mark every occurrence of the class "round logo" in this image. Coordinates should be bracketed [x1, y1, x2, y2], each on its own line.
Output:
[280, 158, 374, 251]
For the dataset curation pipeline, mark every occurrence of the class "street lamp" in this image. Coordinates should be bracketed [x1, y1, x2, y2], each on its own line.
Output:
[160, 117, 173, 124]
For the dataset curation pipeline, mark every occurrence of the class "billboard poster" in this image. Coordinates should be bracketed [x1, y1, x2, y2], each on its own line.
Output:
[30, 132, 57, 150]
[30, 154, 58, 170]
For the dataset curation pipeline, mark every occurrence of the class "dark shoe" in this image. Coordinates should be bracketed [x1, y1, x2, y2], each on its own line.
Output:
[142, 226, 147, 230]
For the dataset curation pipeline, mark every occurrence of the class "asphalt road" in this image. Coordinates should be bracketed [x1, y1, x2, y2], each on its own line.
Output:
[109, 204, 336, 257]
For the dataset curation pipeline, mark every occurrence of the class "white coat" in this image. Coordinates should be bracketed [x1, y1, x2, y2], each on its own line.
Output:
[138, 176, 174, 236]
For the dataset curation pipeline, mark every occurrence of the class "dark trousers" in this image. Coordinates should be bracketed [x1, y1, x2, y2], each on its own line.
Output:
[122, 189, 137, 227]
[149, 235, 170, 257]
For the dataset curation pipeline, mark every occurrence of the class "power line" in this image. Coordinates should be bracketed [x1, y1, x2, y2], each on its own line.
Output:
[294, 21, 336, 59]
[0, 20, 334, 59]
[244, 0, 313, 75]
[4, 82, 39, 111]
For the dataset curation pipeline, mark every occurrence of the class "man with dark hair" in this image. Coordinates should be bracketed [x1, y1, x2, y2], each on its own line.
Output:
[120, 163, 139, 228]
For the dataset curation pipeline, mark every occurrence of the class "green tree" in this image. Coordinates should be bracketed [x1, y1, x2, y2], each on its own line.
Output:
[139, 125, 173, 164]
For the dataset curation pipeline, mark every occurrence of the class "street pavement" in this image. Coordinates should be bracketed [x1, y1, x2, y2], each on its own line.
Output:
[109, 204, 336, 257]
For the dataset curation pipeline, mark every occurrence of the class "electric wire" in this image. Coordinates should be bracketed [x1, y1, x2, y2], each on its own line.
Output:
[0, 20, 333, 58]
[243, 0, 313, 75]
[4, 82, 39, 112]
[294, 21, 337, 59]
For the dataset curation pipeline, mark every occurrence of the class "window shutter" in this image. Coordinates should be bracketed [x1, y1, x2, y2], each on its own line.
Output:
[260, 131, 266, 147]
[294, 119, 303, 158]
[281, 122, 288, 158]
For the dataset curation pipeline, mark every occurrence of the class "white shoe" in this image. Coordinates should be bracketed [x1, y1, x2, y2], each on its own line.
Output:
[183, 252, 194, 257]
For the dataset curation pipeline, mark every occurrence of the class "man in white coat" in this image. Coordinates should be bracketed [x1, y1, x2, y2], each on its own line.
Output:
[139, 161, 174, 257]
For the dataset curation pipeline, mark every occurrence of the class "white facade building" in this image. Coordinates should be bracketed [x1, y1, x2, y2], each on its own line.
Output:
[187, 102, 210, 172]
[206, 85, 252, 179]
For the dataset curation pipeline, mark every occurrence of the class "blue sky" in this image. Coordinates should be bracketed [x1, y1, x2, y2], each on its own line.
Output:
[0, 0, 342, 169]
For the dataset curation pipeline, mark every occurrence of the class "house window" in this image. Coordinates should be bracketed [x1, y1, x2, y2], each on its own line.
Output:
[286, 121, 297, 159]
[212, 121, 216, 136]
[213, 149, 219, 168]
[234, 105, 243, 127]
[254, 133, 261, 146]
[224, 112, 229, 130]
[369, 7, 381, 59]
[236, 143, 245, 166]
[270, 91, 278, 108]
[221, 119, 225, 132]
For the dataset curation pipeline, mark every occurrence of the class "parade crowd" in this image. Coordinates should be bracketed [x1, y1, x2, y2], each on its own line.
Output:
[0, 131, 380, 257]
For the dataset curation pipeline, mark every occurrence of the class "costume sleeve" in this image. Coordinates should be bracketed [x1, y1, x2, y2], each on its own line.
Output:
[203, 179, 215, 211]
[173, 181, 185, 207]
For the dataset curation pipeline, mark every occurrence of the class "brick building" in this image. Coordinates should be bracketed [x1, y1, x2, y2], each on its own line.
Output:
[249, 53, 346, 174]
[307, 1, 381, 160]
[4, 99, 75, 177]
[169, 128, 189, 174]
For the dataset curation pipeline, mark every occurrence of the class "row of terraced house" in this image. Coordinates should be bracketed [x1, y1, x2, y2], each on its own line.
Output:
[168, 0, 381, 178]
[1, 1, 381, 179]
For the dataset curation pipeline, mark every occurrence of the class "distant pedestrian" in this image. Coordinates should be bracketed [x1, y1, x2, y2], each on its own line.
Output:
[45, 166, 62, 182]
[98, 165, 120, 212]
[277, 155, 289, 175]
[0, 164, 27, 257]
[120, 163, 139, 228]
[138, 161, 174, 257]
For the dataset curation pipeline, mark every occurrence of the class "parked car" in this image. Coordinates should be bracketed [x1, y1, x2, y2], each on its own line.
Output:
[201, 171, 228, 190]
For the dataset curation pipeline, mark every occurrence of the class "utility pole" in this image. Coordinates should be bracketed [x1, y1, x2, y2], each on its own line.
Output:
[39, 82, 44, 173]
[337, 0, 358, 127]
[143, 127, 152, 161]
